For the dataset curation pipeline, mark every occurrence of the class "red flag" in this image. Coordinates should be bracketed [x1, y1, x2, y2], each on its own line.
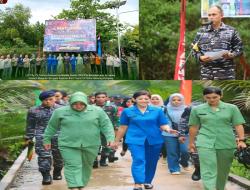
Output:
[179, 80, 192, 106]
[174, 0, 186, 80]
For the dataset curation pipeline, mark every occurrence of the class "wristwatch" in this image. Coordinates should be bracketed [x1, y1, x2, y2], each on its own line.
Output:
[239, 139, 246, 142]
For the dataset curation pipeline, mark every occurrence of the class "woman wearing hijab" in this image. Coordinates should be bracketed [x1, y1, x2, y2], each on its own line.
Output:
[118, 97, 135, 157]
[149, 94, 164, 108]
[43, 92, 115, 190]
[149, 94, 167, 164]
[162, 93, 190, 175]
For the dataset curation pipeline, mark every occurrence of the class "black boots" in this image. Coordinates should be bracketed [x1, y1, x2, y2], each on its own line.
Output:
[100, 156, 109, 166]
[191, 166, 201, 181]
[108, 150, 118, 162]
[93, 157, 99, 168]
[53, 167, 62, 180]
[40, 170, 52, 185]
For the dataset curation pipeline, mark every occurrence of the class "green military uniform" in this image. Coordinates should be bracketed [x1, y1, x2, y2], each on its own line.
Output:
[129, 56, 138, 79]
[188, 101, 245, 190]
[76, 56, 83, 73]
[94, 103, 120, 156]
[11, 57, 18, 77]
[41, 57, 47, 74]
[30, 57, 36, 74]
[57, 56, 63, 74]
[36, 57, 42, 75]
[43, 92, 115, 188]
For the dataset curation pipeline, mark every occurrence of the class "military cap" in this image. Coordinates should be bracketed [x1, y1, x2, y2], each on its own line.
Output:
[39, 91, 55, 101]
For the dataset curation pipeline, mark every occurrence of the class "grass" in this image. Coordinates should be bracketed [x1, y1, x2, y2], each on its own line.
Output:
[229, 138, 250, 180]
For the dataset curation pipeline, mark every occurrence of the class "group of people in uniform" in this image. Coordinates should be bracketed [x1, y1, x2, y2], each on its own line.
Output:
[25, 86, 247, 190]
[0, 52, 138, 79]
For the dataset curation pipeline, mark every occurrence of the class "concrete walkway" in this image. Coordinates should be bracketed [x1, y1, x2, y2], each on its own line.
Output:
[9, 145, 246, 190]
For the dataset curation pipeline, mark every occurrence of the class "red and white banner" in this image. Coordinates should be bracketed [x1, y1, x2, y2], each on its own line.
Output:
[174, 0, 186, 80]
[179, 80, 192, 106]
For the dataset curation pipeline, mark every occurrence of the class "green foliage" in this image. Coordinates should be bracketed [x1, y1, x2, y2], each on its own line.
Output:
[8, 141, 25, 160]
[120, 24, 139, 56]
[139, 0, 250, 80]
[0, 112, 28, 139]
[230, 158, 250, 181]
[0, 3, 32, 46]
[0, 169, 7, 181]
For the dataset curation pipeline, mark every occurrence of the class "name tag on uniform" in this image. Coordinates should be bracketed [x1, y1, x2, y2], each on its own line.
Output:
[63, 114, 72, 116]
[129, 115, 137, 118]
[198, 114, 207, 115]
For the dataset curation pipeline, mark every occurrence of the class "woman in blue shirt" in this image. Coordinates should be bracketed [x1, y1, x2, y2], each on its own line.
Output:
[111, 91, 179, 190]
[162, 93, 189, 175]
[52, 55, 58, 74]
[70, 54, 76, 73]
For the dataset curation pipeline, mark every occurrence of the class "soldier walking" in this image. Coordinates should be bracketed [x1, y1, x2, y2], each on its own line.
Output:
[25, 91, 64, 185]
[93, 92, 120, 167]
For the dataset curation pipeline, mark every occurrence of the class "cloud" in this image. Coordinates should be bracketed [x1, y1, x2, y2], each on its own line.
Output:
[0, 0, 138, 32]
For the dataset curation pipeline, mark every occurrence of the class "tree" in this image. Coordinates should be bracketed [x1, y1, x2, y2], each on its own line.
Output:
[120, 24, 139, 56]
[52, 0, 123, 45]
[0, 3, 31, 43]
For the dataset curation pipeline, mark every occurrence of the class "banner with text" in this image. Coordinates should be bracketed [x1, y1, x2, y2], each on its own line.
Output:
[202, 0, 250, 18]
[43, 19, 96, 52]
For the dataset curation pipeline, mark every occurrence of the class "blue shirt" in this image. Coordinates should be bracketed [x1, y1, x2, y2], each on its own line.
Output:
[52, 58, 58, 66]
[120, 105, 169, 145]
[47, 57, 52, 65]
[70, 57, 76, 64]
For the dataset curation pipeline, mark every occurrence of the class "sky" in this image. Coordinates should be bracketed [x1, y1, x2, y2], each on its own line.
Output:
[0, 0, 139, 26]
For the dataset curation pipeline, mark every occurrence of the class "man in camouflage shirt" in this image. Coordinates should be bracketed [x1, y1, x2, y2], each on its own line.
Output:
[41, 54, 47, 74]
[63, 53, 70, 74]
[26, 91, 64, 185]
[93, 92, 120, 167]
[191, 6, 243, 80]
[129, 52, 138, 80]
[178, 100, 239, 181]
[11, 54, 18, 78]
[36, 55, 42, 75]
[29, 54, 36, 74]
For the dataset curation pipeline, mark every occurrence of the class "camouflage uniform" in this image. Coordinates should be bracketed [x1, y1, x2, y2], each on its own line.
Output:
[178, 101, 238, 168]
[41, 58, 47, 74]
[63, 56, 70, 74]
[191, 22, 243, 80]
[30, 58, 36, 74]
[129, 56, 138, 79]
[94, 103, 120, 156]
[26, 104, 64, 172]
